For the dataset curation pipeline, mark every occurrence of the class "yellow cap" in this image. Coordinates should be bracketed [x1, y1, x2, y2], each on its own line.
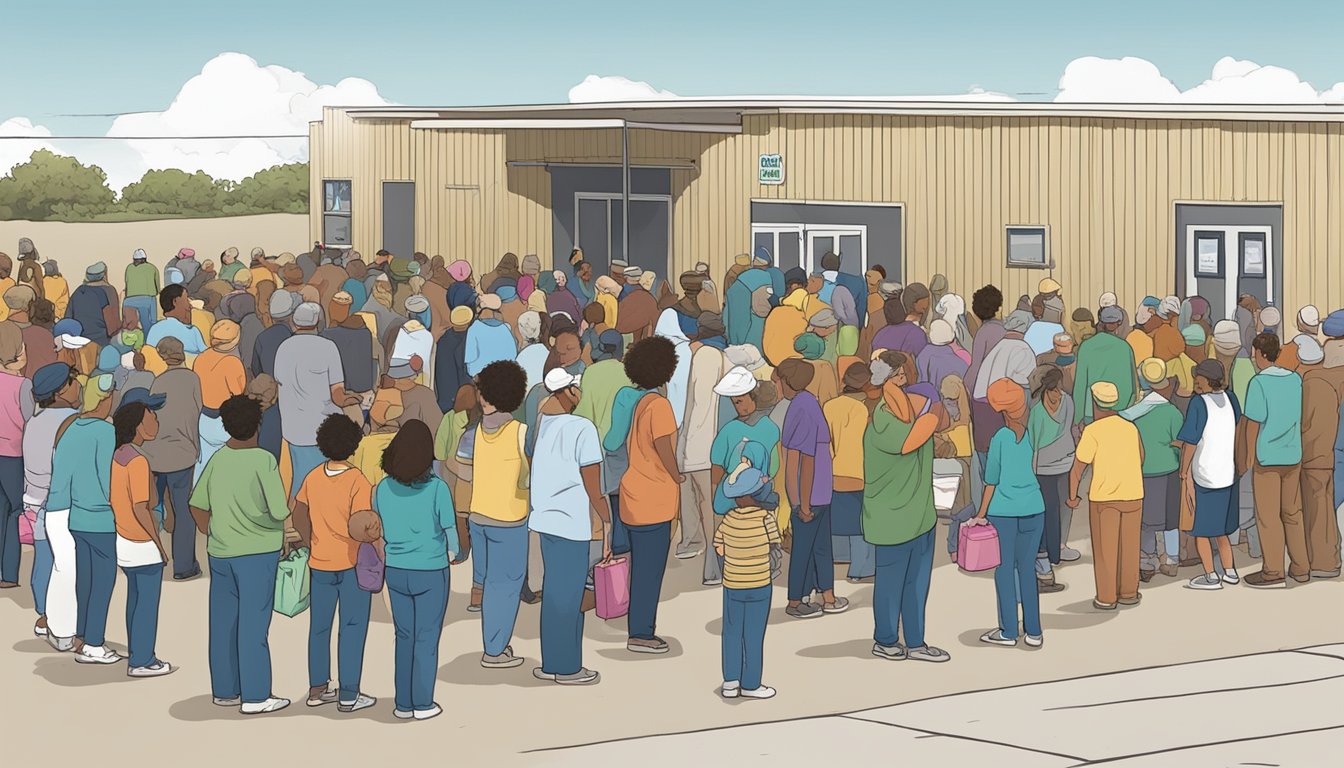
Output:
[1039, 277, 1062, 294]
[1138, 357, 1167, 386]
[1090, 381, 1120, 408]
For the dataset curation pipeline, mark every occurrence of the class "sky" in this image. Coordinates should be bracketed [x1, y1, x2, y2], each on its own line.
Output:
[4, 0, 1344, 189]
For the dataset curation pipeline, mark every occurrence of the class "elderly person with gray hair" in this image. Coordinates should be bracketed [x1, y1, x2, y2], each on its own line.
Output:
[973, 310, 1035, 401]
[515, 311, 549, 393]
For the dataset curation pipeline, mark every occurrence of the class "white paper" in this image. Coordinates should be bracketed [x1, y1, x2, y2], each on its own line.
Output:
[1243, 240, 1265, 275]
[1196, 238, 1220, 274]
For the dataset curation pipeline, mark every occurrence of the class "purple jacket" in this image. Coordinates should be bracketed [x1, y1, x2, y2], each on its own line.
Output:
[915, 343, 969, 388]
[871, 320, 928, 359]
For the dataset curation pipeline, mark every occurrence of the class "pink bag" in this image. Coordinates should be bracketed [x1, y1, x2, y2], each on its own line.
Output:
[957, 522, 1001, 572]
[594, 557, 630, 620]
[18, 507, 36, 546]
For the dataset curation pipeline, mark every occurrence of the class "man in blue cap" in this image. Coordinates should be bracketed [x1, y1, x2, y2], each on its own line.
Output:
[67, 261, 120, 347]
[724, 247, 781, 348]
[22, 362, 81, 645]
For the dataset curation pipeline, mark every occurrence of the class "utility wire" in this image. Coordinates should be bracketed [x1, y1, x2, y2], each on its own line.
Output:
[0, 134, 307, 140]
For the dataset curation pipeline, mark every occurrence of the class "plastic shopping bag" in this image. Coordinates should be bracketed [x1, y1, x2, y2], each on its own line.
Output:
[594, 557, 630, 620]
[274, 547, 311, 617]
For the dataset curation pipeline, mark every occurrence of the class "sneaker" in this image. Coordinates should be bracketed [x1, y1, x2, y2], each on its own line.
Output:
[785, 602, 824, 620]
[1159, 563, 1180, 577]
[1060, 546, 1082, 562]
[213, 696, 241, 707]
[674, 548, 703, 560]
[0, 580, 18, 589]
[307, 687, 339, 707]
[45, 633, 74, 653]
[413, 704, 442, 721]
[1036, 575, 1066, 594]
[1185, 573, 1223, 590]
[907, 645, 951, 663]
[555, 668, 600, 686]
[1310, 569, 1340, 579]
[240, 697, 291, 715]
[481, 650, 524, 669]
[394, 709, 415, 720]
[721, 681, 741, 698]
[1024, 634, 1044, 648]
[979, 629, 1017, 647]
[822, 596, 850, 614]
[871, 643, 907, 661]
[740, 686, 776, 699]
[1290, 573, 1311, 584]
[74, 645, 122, 665]
[1092, 599, 1117, 610]
[1243, 571, 1286, 589]
[702, 577, 722, 587]
[467, 585, 483, 613]
[338, 694, 377, 713]
[33, 616, 48, 637]
[128, 660, 175, 678]
[1221, 568, 1241, 585]
[626, 636, 669, 655]
[1139, 569, 1155, 583]
[173, 565, 202, 581]
[847, 575, 875, 584]
[1118, 593, 1142, 606]
[466, 603, 482, 613]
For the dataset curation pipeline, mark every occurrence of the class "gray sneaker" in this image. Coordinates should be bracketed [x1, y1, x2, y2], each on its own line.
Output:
[549, 668, 600, 685]
[907, 645, 951, 663]
[786, 602, 824, 619]
[338, 693, 377, 713]
[822, 596, 850, 614]
[45, 633, 75, 653]
[979, 629, 1017, 647]
[481, 651, 524, 669]
[871, 643, 907, 661]
[1060, 546, 1082, 562]
[1185, 573, 1223, 590]
[127, 660, 175, 678]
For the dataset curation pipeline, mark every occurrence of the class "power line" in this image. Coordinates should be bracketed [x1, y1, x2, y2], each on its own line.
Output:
[0, 134, 307, 140]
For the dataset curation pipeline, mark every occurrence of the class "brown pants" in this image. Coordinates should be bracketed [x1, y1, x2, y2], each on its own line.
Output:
[1301, 468, 1342, 575]
[676, 470, 713, 558]
[1089, 499, 1143, 605]
[1253, 464, 1309, 581]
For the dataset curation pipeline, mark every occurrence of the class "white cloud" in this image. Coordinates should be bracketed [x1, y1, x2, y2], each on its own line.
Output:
[568, 74, 679, 103]
[0, 117, 62, 175]
[1056, 57, 1180, 102]
[1055, 55, 1344, 104]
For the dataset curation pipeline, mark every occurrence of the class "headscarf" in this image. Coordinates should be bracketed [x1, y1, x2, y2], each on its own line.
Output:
[655, 308, 693, 425]
[447, 259, 472, 282]
[987, 378, 1027, 419]
[537, 270, 558, 295]
[794, 332, 826, 360]
[928, 274, 948, 313]
[210, 319, 241, 352]
[1212, 319, 1243, 356]
[750, 286, 773, 318]
[1235, 306, 1255, 358]
[82, 373, 114, 412]
[936, 293, 971, 349]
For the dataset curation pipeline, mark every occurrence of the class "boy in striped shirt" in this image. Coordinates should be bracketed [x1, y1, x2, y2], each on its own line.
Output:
[713, 461, 782, 700]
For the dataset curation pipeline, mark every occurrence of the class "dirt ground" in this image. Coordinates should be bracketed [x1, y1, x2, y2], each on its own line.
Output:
[0, 514, 1339, 767]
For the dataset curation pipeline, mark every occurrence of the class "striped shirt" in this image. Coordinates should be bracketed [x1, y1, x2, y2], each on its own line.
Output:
[714, 506, 782, 590]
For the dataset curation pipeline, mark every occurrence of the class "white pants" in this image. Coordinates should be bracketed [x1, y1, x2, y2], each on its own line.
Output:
[44, 509, 78, 639]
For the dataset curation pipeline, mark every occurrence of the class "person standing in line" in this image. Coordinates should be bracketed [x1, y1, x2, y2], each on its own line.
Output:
[123, 249, 161, 334]
[274, 302, 360, 499]
[1240, 332, 1309, 588]
[189, 394, 292, 715]
[973, 379, 1046, 648]
[144, 284, 206, 355]
[67, 262, 120, 348]
[1178, 359, 1243, 590]
[1067, 381, 1146, 610]
[675, 313, 728, 574]
[825, 362, 876, 584]
[0, 323, 32, 589]
[715, 462, 782, 700]
[1122, 358, 1185, 582]
[1299, 310, 1344, 579]
[1073, 305, 1139, 425]
[1025, 364, 1073, 593]
[24, 363, 80, 643]
[776, 358, 848, 618]
[608, 336, 682, 655]
[139, 338, 203, 580]
[322, 292, 377, 424]
[528, 369, 610, 686]
[292, 414, 377, 712]
[110, 391, 174, 677]
[250, 291, 296, 379]
[375, 419, 458, 721]
[193, 320, 247, 481]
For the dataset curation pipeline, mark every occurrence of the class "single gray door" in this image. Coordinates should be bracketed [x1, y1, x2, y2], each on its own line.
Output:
[382, 182, 415, 258]
[625, 198, 670, 282]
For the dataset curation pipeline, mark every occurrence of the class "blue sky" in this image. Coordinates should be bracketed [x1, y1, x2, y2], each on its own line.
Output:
[7, 0, 1344, 136]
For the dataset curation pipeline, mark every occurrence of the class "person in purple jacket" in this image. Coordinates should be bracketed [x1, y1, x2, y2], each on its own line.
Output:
[871, 283, 931, 358]
[916, 319, 969, 386]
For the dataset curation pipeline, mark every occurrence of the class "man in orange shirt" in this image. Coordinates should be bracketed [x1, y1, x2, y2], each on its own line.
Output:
[292, 414, 376, 713]
[1152, 296, 1186, 362]
[614, 336, 682, 655]
[193, 320, 247, 480]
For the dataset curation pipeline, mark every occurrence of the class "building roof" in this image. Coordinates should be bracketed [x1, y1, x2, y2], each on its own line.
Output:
[340, 98, 1344, 126]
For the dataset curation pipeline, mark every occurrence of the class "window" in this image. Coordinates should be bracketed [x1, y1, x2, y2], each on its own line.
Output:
[323, 180, 352, 247]
[1006, 226, 1048, 268]
[1194, 231, 1224, 278]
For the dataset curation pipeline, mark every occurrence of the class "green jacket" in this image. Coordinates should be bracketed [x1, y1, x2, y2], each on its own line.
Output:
[1072, 331, 1138, 424]
[862, 404, 935, 546]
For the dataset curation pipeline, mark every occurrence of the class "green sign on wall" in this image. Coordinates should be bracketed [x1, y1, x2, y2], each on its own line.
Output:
[759, 153, 784, 185]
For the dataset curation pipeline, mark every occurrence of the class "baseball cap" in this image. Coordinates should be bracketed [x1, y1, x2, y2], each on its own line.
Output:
[119, 387, 167, 411]
[544, 368, 581, 393]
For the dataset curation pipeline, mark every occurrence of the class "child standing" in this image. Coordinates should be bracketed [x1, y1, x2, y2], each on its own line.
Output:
[714, 461, 781, 700]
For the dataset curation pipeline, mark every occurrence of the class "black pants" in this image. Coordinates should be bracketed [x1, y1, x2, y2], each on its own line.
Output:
[156, 468, 198, 577]
[1037, 473, 1068, 565]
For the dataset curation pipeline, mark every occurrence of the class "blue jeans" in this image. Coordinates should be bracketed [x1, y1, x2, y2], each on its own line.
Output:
[468, 520, 528, 656]
[833, 535, 876, 579]
[123, 562, 164, 668]
[608, 494, 631, 556]
[72, 530, 116, 646]
[287, 444, 325, 501]
[309, 568, 371, 701]
[873, 528, 934, 649]
[722, 585, 771, 690]
[208, 551, 280, 704]
[539, 533, 589, 676]
[155, 468, 198, 577]
[386, 566, 449, 712]
[31, 535, 52, 615]
[947, 503, 977, 553]
[626, 520, 671, 640]
[0, 455, 23, 583]
[124, 295, 158, 335]
[788, 504, 833, 601]
[990, 514, 1045, 640]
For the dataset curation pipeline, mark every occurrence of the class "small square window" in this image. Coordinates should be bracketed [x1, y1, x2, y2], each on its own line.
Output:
[324, 180, 352, 213]
[1006, 226, 1049, 268]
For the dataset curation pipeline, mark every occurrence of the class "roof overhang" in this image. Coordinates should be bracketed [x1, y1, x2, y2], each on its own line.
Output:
[408, 118, 741, 133]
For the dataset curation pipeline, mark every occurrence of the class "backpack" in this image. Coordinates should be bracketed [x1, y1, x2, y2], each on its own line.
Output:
[601, 389, 658, 496]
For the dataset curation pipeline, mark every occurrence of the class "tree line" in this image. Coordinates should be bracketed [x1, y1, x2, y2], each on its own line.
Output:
[0, 150, 308, 222]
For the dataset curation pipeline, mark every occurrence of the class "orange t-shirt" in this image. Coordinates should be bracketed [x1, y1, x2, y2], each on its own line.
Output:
[111, 448, 154, 543]
[194, 348, 247, 409]
[296, 463, 374, 572]
[619, 395, 680, 526]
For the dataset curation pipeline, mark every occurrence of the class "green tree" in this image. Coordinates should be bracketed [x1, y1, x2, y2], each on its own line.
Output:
[226, 163, 308, 214]
[0, 149, 114, 220]
[119, 168, 229, 215]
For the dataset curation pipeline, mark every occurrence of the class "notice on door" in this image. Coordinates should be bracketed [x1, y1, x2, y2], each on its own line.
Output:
[759, 154, 784, 185]
[1243, 239, 1266, 276]
[1196, 237, 1221, 276]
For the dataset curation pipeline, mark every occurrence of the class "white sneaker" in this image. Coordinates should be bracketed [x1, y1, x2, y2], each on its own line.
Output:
[740, 686, 776, 700]
[74, 645, 122, 665]
[240, 697, 291, 715]
[1221, 568, 1241, 585]
[721, 681, 741, 698]
[45, 633, 74, 653]
[338, 694, 377, 713]
[394, 709, 415, 720]
[1185, 573, 1223, 590]
[413, 704, 442, 721]
[213, 696, 241, 707]
[128, 660, 175, 678]
[1024, 634, 1044, 648]
[1060, 546, 1082, 562]
[33, 621, 48, 637]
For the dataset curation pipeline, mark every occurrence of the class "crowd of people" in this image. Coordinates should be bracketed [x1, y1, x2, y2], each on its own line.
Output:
[0, 237, 1339, 718]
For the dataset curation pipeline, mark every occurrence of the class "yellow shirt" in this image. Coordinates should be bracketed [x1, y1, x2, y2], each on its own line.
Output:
[191, 309, 215, 346]
[1167, 353, 1197, 397]
[824, 394, 868, 481]
[44, 276, 70, 317]
[1125, 328, 1154, 366]
[0, 277, 13, 321]
[468, 420, 529, 523]
[353, 431, 396, 489]
[713, 506, 781, 590]
[1075, 415, 1144, 502]
[596, 293, 619, 328]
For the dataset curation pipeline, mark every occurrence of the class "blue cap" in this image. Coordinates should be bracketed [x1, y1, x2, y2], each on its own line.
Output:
[1141, 296, 1161, 308]
[1323, 310, 1344, 338]
[752, 246, 773, 266]
[496, 285, 518, 303]
[53, 319, 82, 338]
[118, 387, 166, 411]
[96, 345, 121, 374]
[722, 466, 770, 499]
[31, 363, 73, 401]
[594, 329, 625, 362]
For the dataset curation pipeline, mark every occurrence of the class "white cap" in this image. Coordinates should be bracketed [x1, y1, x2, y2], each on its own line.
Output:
[1299, 305, 1321, 329]
[713, 366, 758, 397]
[1134, 305, 1154, 325]
[132, 248, 147, 261]
[292, 302, 321, 328]
[58, 334, 90, 349]
[1158, 295, 1181, 319]
[544, 368, 581, 393]
[1259, 305, 1282, 328]
[724, 344, 766, 372]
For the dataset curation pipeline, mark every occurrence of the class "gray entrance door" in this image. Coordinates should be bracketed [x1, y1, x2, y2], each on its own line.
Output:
[382, 182, 415, 258]
[575, 194, 671, 285]
[1175, 204, 1282, 322]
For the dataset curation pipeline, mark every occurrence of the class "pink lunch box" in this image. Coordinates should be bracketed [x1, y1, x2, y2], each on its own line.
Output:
[957, 522, 1001, 572]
